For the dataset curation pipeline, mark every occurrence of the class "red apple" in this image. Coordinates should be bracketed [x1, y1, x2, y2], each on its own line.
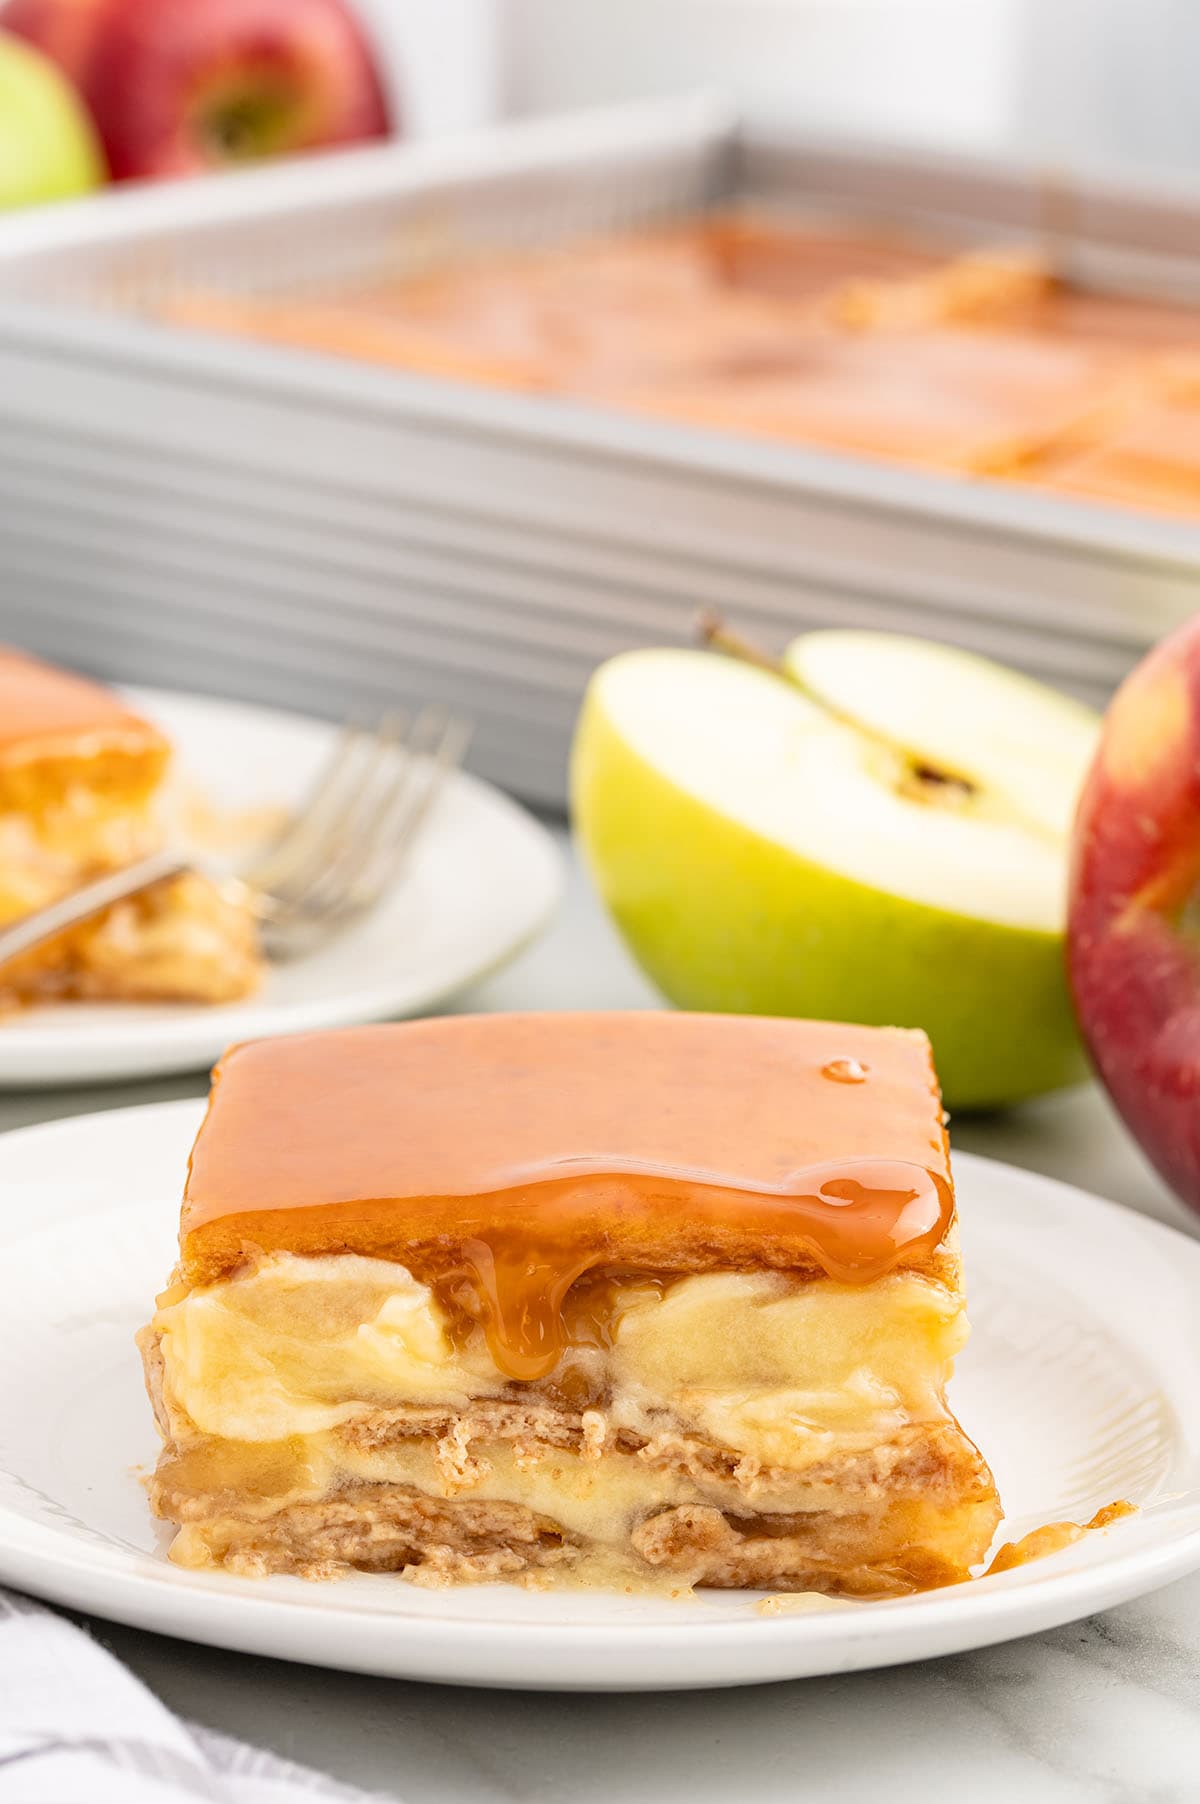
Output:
[1, 0, 102, 78]
[0, 0, 392, 181]
[1068, 615, 1200, 1210]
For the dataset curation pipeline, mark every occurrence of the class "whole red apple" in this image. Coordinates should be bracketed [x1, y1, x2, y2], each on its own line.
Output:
[0, 0, 392, 181]
[1068, 615, 1200, 1210]
[1, 0, 101, 78]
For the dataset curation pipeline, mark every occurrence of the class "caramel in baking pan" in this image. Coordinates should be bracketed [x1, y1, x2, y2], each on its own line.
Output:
[631, 216, 950, 299]
[168, 210, 1200, 513]
[169, 219, 952, 399]
[979, 284, 1200, 353]
[611, 324, 1131, 471]
[1037, 392, 1200, 514]
[180, 1014, 954, 1380]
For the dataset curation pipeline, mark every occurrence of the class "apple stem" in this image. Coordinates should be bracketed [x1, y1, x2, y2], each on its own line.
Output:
[695, 612, 785, 676]
[697, 610, 979, 803]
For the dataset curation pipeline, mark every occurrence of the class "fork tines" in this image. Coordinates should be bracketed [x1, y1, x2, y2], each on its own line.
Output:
[248, 706, 471, 959]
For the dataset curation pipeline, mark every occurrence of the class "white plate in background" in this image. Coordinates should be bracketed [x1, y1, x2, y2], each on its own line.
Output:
[0, 1107, 1196, 1692]
[0, 688, 561, 1086]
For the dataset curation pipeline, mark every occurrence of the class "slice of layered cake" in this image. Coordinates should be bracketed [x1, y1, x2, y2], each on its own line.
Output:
[0, 647, 259, 1008]
[139, 1012, 1000, 1593]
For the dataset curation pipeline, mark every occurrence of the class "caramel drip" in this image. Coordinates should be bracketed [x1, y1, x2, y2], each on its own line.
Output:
[985, 1500, 1135, 1575]
[432, 1157, 950, 1382]
[457, 1242, 602, 1383]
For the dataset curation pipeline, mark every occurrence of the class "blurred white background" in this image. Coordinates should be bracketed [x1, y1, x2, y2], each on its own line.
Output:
[356, 0, 1200, 180]
[505, 0, 1020, 152]
[351, 0, 504, 135]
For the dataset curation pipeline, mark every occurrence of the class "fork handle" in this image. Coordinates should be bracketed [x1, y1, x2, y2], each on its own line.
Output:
[0, 850, 192, 973]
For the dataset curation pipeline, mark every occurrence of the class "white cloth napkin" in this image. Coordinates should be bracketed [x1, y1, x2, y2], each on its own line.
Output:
[0, 1590, 395, 1803]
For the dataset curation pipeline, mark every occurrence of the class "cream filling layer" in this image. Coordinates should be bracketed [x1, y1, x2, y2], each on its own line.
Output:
[0, 801, 159, 922]
[153, 1251, 969, 1475]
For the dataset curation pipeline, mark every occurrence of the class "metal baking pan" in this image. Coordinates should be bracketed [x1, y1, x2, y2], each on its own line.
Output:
[1, 94, 1198, 807]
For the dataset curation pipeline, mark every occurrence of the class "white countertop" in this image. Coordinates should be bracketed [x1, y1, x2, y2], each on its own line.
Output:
[10, 832, 1200, 1803]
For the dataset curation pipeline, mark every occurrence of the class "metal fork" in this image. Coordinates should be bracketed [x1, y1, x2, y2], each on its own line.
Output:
[0, 705, 472, 972]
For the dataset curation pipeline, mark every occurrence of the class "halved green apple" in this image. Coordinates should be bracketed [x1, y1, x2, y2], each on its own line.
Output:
[570, 633, 1100, 1109]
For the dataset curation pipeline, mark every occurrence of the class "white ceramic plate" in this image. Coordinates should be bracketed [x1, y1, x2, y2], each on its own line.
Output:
[0, 688, 561, 1086]
[1, 1100, 1198, 1692]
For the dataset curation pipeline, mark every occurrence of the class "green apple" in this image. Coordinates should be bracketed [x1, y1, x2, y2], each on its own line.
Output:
[0, 29, 104, 210]
[571, 634, 1100, 1110]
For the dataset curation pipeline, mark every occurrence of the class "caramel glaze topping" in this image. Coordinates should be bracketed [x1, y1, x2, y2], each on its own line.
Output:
[181, 1015, 956, 1383]
[0, 646, 166, 765]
